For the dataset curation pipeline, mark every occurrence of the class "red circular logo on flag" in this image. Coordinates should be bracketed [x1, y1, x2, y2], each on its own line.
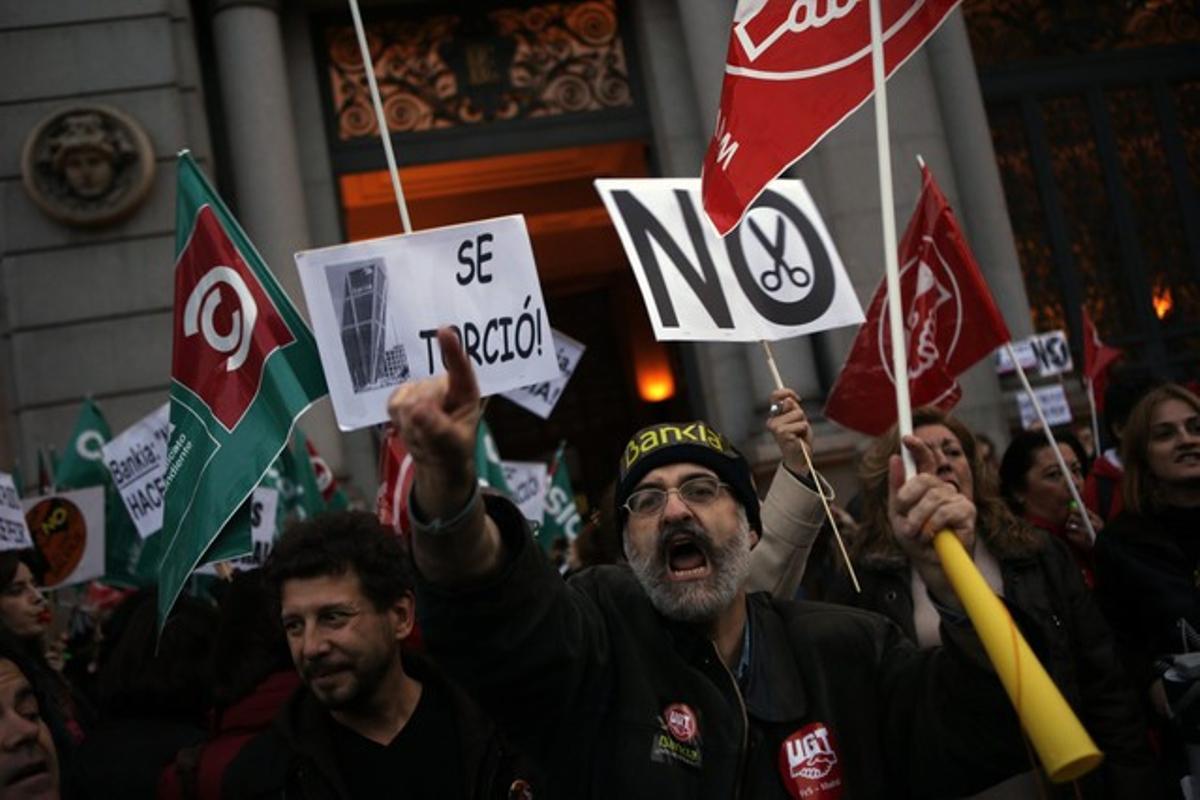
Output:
[664, 703, 699, 744]
[779, 722, 843, 800]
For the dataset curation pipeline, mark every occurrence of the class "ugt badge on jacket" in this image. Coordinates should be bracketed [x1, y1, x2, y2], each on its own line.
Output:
[650, 703, 702, 769]
[779, 722, 843, 799]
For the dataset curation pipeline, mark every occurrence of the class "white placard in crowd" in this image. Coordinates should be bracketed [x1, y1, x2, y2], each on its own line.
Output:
[594, 179, 864, 341]
[296, 215, 560, 431]
[501, 330, 586, 419]
[1016, 385, 1074, 430]
[22, 486, 105, 589]
[194, 487, 280, 574]
[0, 473, 33, 552]
[995, 330, 1073, 377]
[502, 461, 548, 524]
[103, 403, 170, 539]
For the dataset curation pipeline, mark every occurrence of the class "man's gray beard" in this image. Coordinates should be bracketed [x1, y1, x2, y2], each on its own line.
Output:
[627, 511, 752, 624]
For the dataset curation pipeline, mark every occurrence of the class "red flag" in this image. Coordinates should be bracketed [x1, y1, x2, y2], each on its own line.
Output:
[824, 165, 1011, 435]
[1081, 310, 1122, 413]
[702, 0, 961, 235]
[376, 427, 415, 537]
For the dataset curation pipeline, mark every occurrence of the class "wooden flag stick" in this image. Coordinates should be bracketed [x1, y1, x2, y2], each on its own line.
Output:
[348, 0, 413, 235]
[758, 340, 860, 593]
[1085, 376, 1102, 462]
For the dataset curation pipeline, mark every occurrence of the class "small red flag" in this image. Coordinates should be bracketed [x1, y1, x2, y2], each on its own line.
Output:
[702, 0, 961, 235]
[824, 165, 1011, 435]
[1081, 310, 1122, 413]
[376, 427, 415, 537]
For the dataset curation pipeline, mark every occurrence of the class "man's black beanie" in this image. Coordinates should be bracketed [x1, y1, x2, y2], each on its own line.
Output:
[614, 421, 760, 533]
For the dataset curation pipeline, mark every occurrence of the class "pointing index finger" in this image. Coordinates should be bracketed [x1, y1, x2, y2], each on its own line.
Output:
[437, 327, 479, 412]
[901, 434, 937, 476]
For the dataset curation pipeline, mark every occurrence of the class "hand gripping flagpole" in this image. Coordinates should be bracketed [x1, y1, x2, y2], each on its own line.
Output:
[867, 0, 1100, 782]
[759, 340, 861, 593]
[348, 0, 413, 235]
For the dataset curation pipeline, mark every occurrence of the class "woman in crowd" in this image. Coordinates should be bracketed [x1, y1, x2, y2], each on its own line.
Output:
[159, 569, 300, 800]
[999, 429, 1104, 588]
[0, 551, 88, 754]
[1095, 383, 1200, 786]
[66, 589, 217, 798]
[826, 406, 1161, 797]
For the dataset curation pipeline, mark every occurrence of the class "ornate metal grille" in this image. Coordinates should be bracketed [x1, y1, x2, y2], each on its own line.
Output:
[325, 0, 633, 141]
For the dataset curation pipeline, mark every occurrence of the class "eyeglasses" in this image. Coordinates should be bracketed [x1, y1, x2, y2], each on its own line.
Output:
[623, 476, 728, 516]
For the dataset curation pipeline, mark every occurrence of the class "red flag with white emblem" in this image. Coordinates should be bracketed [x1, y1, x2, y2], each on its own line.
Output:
[823, 165, 1010, 435]
[702, 0, 961, 236]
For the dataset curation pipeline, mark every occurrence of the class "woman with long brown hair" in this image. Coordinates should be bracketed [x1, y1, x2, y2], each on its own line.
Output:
[826, 407, 1159, 797]
[1095, 383, 1200, 787]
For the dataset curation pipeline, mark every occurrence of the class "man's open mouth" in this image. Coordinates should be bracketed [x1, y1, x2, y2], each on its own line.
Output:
[6, 759, 49, 788]
[665, 535, 711, 581]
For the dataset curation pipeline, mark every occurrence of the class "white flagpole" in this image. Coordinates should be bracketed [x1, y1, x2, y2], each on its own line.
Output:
[348, 0, 413, 235]
[759, 340, 861, 593]
[868, 0, 914, 477]
[1007, 343, 1097, 543]
[1085, 376, 1103, 458]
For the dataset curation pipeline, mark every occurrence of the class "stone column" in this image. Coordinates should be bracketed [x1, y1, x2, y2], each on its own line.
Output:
[210, 0, 345, 470]
[925, 10, 1032, 340]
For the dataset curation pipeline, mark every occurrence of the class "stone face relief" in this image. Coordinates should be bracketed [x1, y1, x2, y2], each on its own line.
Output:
[21, 105, 156, 227]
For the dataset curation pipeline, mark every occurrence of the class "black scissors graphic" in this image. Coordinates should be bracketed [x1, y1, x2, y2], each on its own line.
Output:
[748, 215, 811, 292]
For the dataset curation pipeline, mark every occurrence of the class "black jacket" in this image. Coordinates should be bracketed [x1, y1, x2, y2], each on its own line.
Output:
[220, 653, 532, 800]
[1095, 505, 1200, 687]
[414, 496, 1030, 799]
[827, 529, 1160, 798]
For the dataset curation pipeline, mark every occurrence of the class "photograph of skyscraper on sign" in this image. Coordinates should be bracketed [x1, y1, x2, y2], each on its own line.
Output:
[323, 258, 409, 393]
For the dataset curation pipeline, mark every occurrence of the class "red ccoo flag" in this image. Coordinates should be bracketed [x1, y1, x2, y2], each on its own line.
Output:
[824, 164, 1010, 435]
[1081, 310, 1122, 413]
[701, 0, 961, 236]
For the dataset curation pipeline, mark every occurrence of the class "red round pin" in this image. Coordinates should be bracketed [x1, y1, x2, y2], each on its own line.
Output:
[663, 703, 698, 744]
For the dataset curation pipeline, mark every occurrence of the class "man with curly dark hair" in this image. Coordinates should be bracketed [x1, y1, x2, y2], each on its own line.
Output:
[223, 511, 533, 800]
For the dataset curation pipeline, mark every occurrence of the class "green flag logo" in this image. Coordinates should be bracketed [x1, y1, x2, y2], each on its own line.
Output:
[158, 152, 327, 623]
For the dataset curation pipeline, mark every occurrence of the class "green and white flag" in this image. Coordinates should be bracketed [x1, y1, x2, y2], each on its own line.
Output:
[55, 398, 110, 489]
[55, 399, 155, 587]
[540, 441, 582, 550]
[158, 151, 327, 624]
[474, 419, 511, 496]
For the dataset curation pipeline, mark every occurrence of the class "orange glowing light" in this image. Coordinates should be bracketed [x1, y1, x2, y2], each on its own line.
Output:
[1153, 284, 1174, 320]
[638, 369, 676, 403]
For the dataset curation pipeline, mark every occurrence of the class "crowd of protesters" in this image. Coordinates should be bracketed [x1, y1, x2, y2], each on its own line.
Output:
[3, 348, 1198, 798]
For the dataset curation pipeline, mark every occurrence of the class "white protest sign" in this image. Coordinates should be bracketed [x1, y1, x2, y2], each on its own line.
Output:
[501, 330, 585, 419]
[194, 487, 280, 574]
[103, 403, 170, 539]
[502, 461, 548, 524]
[1017, 385, 1074, 430]
[595, 179, 864, 341]
[22, 487, 104, 589]
[0, 473, 33, 552]
[296, 215, 559, 431]
[995, 331, 1073, 377]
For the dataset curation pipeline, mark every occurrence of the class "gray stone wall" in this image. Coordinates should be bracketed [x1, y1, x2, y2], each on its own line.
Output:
[0, 0, 212, 484]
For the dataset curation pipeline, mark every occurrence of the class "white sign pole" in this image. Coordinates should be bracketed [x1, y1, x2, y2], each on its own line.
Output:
[347, 0, 413, 235]
[1006, 343, 1097, 543]
[759, 340, 859, 592]
[869, 0, 914, 477]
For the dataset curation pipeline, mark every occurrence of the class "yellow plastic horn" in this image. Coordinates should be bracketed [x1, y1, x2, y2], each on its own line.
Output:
[933, 531, 1103, 783]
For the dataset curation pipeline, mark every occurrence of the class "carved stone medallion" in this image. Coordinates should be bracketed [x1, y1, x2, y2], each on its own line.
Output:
[21, 104, 156, 227]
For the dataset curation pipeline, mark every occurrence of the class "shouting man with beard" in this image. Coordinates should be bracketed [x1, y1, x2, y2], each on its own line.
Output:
[391, 329, 1028, 798]
[222, 512, 533, 800]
